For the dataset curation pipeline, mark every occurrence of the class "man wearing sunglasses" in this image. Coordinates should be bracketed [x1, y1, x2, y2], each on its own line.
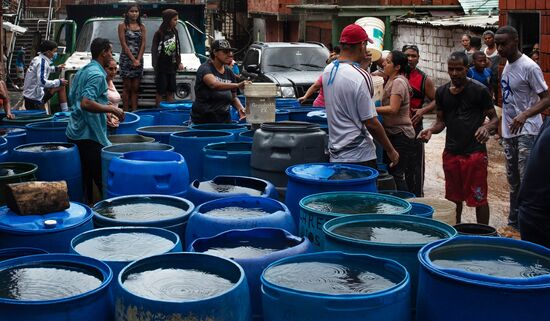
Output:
[402, 44, 436, 197]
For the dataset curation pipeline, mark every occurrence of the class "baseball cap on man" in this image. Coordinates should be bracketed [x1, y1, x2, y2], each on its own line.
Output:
[339, 24, 374, 44]
[212, 39, 237, 51]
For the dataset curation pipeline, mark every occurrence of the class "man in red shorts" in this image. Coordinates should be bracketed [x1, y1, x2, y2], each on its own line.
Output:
[418, 51, 498, 224]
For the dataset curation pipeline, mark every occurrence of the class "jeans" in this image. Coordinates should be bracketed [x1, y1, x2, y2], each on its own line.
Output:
[68, 138, 104, 203]
[411, 121, 425, 197]
[502, 135, 536, 227]
[386, 132, 418, 193]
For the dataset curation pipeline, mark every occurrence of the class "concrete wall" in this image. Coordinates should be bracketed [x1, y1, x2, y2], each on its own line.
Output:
[393, 23, 486, 86]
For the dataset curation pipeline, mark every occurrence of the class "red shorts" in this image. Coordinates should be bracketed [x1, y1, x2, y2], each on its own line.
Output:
[442, 150, 488, 207]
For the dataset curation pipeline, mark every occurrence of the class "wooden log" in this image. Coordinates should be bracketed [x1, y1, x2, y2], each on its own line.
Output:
[5, 181, 70, 215]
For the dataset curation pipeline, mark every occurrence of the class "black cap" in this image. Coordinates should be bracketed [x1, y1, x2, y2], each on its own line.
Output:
[211, 39, 236, 51]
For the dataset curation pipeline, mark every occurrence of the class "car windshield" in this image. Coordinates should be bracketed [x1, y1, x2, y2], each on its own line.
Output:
[261, 47, 329, 72]
[75, 19, 194, 54]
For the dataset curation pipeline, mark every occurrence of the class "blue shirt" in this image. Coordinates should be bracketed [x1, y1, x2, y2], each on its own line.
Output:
[65, 60, 110, 146]
[467, 67, 492, 89]
[15, 49, 24, 67]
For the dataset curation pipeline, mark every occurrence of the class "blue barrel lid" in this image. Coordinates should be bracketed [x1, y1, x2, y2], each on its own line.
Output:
[0, 202, 93, 234]
[286, 163, 378, 184]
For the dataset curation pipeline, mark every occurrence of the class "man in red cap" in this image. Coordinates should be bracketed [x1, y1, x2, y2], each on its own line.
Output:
[323, 24, 399, 168]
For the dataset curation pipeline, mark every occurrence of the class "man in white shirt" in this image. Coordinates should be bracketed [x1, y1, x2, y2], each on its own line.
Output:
[323, 24, 398, 168]
[495, 26, 550, 230]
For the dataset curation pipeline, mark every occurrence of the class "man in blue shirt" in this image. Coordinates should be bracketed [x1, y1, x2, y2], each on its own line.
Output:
[66, 38, 125, 203]
[467, 51, 493, 98]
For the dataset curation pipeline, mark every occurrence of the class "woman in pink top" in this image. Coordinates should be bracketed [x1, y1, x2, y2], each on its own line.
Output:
[103, 58, 121, 128]
[298, 75, 324, 107]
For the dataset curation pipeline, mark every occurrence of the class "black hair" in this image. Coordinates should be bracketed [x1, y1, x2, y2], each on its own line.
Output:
[124, 4, 142, 26]
[102, 57, 117, 68]
[482, 30, 495, 38]
[448, 51, 469, 67]
[496, 26, 519, 40]
[158, 8, 178, 35]
[470, 36, 482, 50]
[389, 50, 409, 74]
[402, 44, 419, 54]
[472, 51, 486, 60]
[333, 45, 341, 54]
[91, 38, 112, 59]
[39, 40, 57, 53]
[462, 34, 472, 40]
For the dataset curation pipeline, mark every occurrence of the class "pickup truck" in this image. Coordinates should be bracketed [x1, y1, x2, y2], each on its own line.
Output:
[49, 3, 205, 109]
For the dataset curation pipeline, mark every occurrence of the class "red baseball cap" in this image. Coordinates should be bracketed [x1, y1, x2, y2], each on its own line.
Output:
[339, 24, 374, 44]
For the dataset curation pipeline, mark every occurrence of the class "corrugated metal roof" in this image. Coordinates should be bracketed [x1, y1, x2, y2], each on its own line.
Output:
[399, 15, 499, 29]
[458, 0, 499, 15]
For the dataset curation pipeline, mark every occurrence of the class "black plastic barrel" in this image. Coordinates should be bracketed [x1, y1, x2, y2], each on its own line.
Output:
[453, 223, 499, 237]
[0, 162, 37, 205]
[250, 121, 327, 197]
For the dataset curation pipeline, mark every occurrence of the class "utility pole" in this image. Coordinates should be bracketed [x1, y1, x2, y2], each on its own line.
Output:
[297, 0, 306, 42]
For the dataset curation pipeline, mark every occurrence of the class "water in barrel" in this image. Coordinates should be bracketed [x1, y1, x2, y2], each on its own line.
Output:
[204, 206, 270, 219]
[123, 268, 235, 302]
[0, 168, 22, 176]
[197, 181, 262, 196]
[264, 260, 398, 295]
[0, 264, 102, 300]
[16, 145, 68, 152]
[332, 221, 447, 244]
[306, 198, 406, 214]
[74, 232, 175, 261]
[430, 245, 550, 278]
[204, 241, 286, 259]
[96, 202, 185, 222]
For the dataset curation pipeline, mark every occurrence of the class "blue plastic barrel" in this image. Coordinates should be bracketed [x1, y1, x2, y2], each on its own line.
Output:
[11, 142, 83, 202]
[158, 109, 191, 125]
[202, 142, 252, 180]
[379, 190, 416, 199]
[299, 192, 412, 250]
[106, 150, 189, 199]
[170, 130, 235, 182]
[0, 202, 94, 253]
[12, 110, 47, 117]
[136, 125, 187, 144]
[53, 111, 71, 122]
[114, 112, 140, 135]
[191, 123, 248, 136]
[2, 114, 53, 126]
[25, 121, 68, 143]
[276, 109, 290, 121]
[323, 214, 456, 306]
[275, 98, 300, 109]
[0, 247, 48, 261]
[238, 130, 255, 142]
[159, 100, 193, 109]
[93, 194, 194, 242]
[134, 108, 163, 126]
[71, 226, 182, 278]
[190, 228, 314, 319]
[409, 202, 434, 219]
[285, 163, 379, 224]
[186, 175, 278, 206]
[0, 137, 7, 162]
[0, 126, 26, 157]
[117, 252, 251, 321]
[287, 108, 324, 121]
[305, 109, 327, 125]
[417, 236, 550, 321]
[0, 254, 113, 321]
[185, 196, 296, 247]
[261, 251, 411, 321]
[108, 134, 155, 145]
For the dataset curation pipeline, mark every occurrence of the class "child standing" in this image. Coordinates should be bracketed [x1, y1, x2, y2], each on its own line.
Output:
[152, 9, 183, 107]
[467, 51, 493, 97]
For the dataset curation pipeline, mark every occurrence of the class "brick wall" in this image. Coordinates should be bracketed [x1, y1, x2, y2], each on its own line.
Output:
[248, 0, 300, 15]
[393, 24, 488, 86]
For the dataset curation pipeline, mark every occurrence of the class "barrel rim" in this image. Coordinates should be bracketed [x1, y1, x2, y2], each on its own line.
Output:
[0, 136, 7, 148]
[188, 175, 270, 197]
[260, 251, 410, 299]
[70, 226, 181, 264]
[136, 125, 188, 134]
[119, 150, 184, 162]
[299, 191, 412, 217]
[203, 141, 252, 153]
[0, 162, 39, 178]
[419, 236, 550, 289]
[24, 121, 69, 130]
[0, 253, 113, 305]
[189, 227, 310, 262]
[0, 247, 48, 259]
[170, 129, 234, 139]
[286, 163, 379, 185]
[101, 142, 174, 154]
[194, 195, 288, 221]
[13, 142, 76, 152]
[92, 194, 194, 226]
[0, 202, 93, 234]
[120, 112, 140, 124]
[452, 222, 498, 236]
[117, 252, 247, 304]
[190, 123, 247, 130]
[323, 214, 457, 248]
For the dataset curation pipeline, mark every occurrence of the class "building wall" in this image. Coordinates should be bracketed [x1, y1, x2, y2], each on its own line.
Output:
[248, 0, 300, 15]
[393, 23, 487, 86]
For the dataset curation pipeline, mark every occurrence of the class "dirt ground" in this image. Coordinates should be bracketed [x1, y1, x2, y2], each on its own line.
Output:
[422, 114, 510, 230]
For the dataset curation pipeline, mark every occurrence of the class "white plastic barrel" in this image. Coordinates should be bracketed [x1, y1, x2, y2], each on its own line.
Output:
[244, 83, 277, 124]
[372, 76, 385, 107]
[411, 197, 457, 225]
[355, 17, 385, 62]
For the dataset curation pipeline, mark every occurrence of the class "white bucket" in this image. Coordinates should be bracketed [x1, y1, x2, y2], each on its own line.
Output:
[411, 197, 457, 226]
[372, 76, 385, 107]
[244, 83, 277, 124]
[355, 17, 385, 62]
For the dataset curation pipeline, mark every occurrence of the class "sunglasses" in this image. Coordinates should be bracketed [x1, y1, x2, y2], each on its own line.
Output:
[402, 44, 419, 52]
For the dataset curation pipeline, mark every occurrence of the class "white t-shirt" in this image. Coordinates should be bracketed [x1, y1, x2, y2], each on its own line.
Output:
[322, 62, 377, 163]
[501, 54, 547, 138]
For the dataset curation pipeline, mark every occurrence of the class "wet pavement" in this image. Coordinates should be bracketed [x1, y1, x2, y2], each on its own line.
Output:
[423, 114, 509, 229]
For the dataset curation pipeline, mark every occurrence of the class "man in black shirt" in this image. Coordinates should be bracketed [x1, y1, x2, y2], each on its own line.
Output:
[418, 51, 498, 224]
[191, 39, 249, 124]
